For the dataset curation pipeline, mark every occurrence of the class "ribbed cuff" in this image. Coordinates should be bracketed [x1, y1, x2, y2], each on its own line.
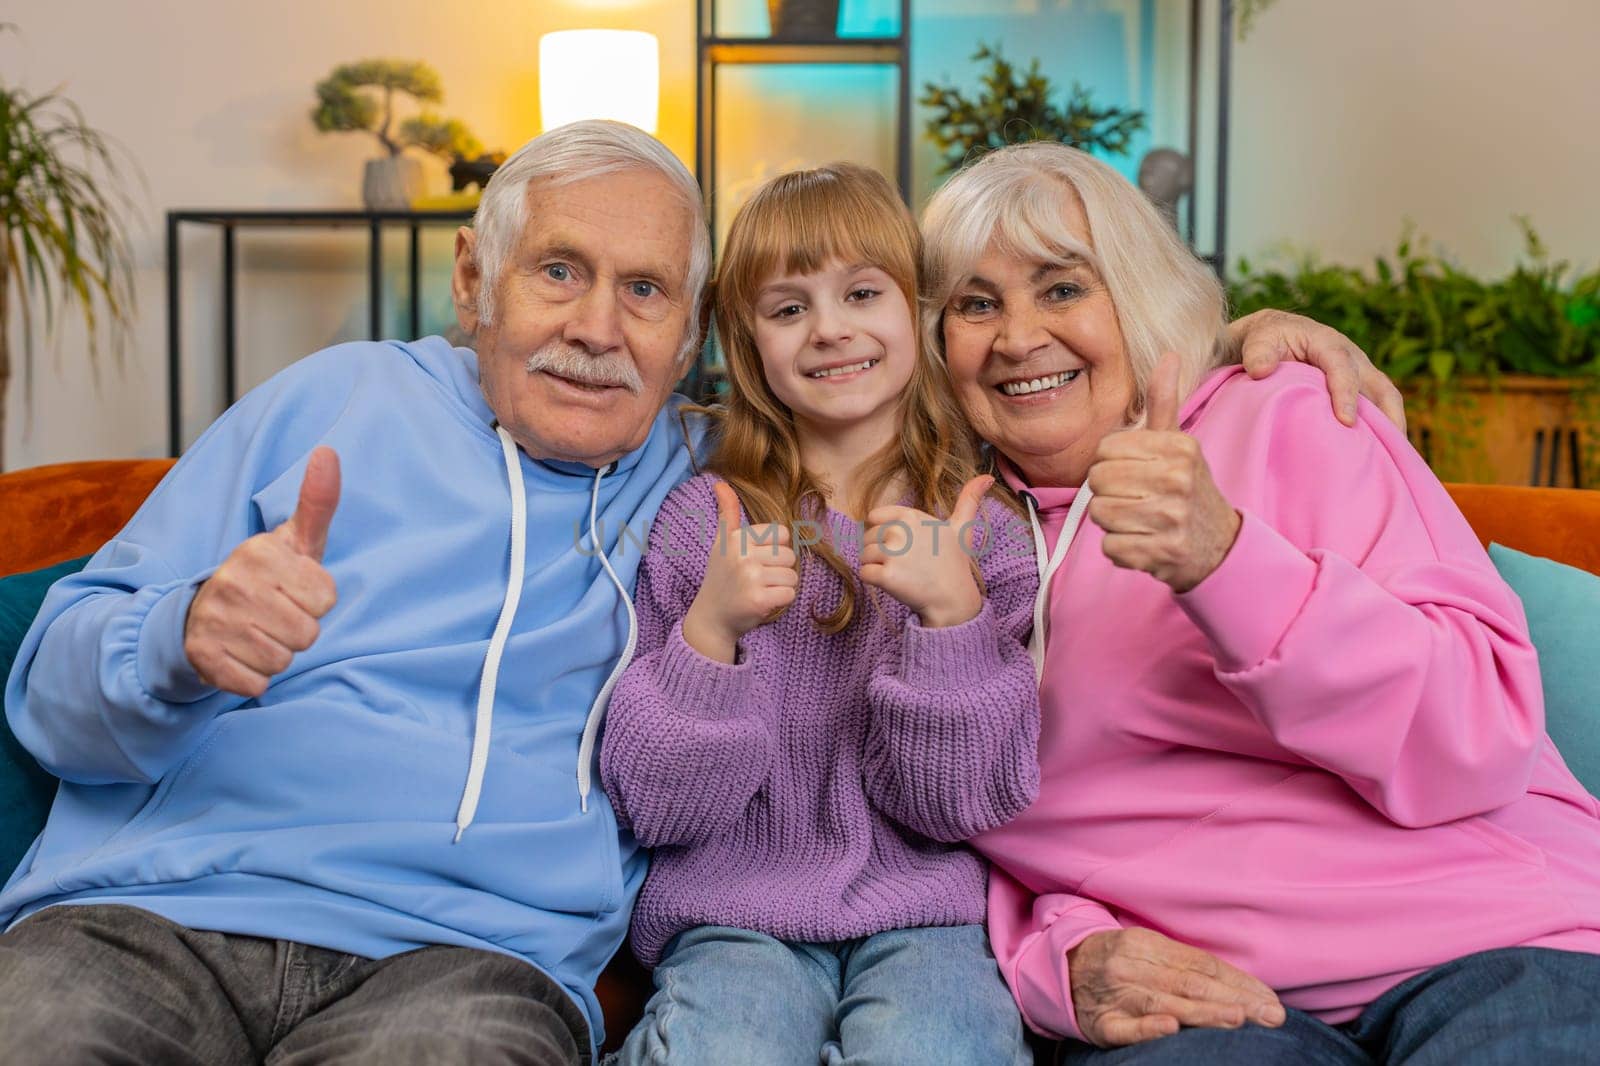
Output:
[1176, 509, 1317, 674]
[1011, 919, 1119, 1042]
[136, 575, 218, 705]
[900, 600, 1008, 690]
[654, 622, 757, 719]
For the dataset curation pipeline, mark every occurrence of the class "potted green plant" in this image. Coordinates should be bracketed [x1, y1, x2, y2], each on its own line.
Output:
[1229, 220, 1600, 486]
[311, 59, 483, 210]
[0, 23, 136, 469]
[920, 42, 1147, 175]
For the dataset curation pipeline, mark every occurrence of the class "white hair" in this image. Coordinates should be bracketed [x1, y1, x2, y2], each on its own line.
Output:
[470, 120, 711, 361]
[920, 141, 1229, 418]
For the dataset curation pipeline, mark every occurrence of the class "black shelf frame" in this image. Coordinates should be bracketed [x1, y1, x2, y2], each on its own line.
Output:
[165, 209, 474, 456]
[689, 2, 913, 400]
[1188, 0, 1235, 275]
[695, 3, 915, 219]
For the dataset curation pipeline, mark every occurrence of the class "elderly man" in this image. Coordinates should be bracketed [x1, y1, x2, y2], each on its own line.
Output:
[0, 120, 706, 1066]
[0, 118, 1394, 1065]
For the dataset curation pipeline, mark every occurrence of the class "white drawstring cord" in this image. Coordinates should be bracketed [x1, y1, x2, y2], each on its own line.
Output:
[1024, 486, 1094, 681]
[454, 425, 527, 843]
[576, 463, 638, 813]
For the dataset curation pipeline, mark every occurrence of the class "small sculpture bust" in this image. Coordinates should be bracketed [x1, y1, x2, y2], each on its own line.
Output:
[1137, 147, 1194, 229]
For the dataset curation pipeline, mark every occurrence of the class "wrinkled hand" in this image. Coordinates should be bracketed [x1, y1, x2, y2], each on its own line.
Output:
[1087, 354, 1240, 593]
[1069, 928, 1286, 1048]
[184, 447, 341, 698]
[860, 476, 993, 628]
[1231, 308, 1406, 431]
[681, 482, 798, 663]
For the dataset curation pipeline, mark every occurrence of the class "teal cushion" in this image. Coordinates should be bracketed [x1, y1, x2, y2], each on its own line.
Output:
[1489, 543, 1600, 796]
[0, 555, 90, 877]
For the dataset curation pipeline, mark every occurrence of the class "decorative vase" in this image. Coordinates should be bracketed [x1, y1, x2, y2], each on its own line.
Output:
[362, 156, 425, 210]
[766, 0, 842, 39]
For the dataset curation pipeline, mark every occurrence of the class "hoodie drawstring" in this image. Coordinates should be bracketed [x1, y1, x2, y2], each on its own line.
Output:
[454, 436, 641, 839]
[1024, 486, 1094, 681]
[577, 462, 638, 813]
[455, 425, 528, 843]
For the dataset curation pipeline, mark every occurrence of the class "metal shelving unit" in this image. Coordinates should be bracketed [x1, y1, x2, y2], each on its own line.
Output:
[695, 1, 914, 223]
[1188, 0, 1235, 274]
[687, 1, 912, 400]
[165, 209, 472, 455]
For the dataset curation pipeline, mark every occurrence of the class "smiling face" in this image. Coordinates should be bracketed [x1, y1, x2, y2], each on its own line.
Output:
[750, 259, 917, 439]
[941, 195, 1135, 488]
[452, 168, 696, 467]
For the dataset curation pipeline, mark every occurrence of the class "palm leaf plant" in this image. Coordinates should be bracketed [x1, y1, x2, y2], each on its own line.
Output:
[0, 23, 137, 467]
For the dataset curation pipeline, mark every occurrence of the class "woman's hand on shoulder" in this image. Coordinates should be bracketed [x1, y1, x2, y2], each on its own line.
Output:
[1068, 927, 1285, 1048]
[681, 482, 798, 663]
[1087, 355, 1241, 593]
[860, 475, 994, 628]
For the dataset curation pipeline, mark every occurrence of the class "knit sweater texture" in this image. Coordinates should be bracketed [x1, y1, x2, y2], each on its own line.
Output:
[600, 473, 1042, 966]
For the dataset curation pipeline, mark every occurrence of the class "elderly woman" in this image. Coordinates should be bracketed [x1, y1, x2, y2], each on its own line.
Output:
[921, 142, 1600, 1065]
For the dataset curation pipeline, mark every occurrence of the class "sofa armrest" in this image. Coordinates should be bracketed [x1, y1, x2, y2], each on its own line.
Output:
[0, 460, 177, 577]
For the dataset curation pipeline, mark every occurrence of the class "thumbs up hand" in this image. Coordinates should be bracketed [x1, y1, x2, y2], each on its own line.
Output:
[184, 447, 342, 698]
[680, 481, 799, 664]
[1086, 354, 1241, 593]
[861, 475, 994, 628]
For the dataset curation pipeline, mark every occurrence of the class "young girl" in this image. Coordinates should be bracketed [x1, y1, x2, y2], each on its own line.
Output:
[601, 163, 1040, 1065]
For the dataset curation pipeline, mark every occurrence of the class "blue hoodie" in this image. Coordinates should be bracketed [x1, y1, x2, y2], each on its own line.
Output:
[2, 336, 696, 1054]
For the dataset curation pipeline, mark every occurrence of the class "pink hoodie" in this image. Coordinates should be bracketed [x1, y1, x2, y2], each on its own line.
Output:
[977, 363, 1600, 1041]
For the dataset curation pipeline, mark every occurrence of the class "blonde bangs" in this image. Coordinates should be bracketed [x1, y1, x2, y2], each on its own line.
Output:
[718, 164, 922, 335]
[923, 162, 1100, 323]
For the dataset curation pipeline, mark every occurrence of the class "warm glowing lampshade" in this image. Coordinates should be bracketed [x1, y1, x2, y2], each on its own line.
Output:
[539, 30, 659, 135]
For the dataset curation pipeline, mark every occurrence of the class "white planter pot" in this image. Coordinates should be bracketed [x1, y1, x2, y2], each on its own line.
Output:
[362, 156, 425, 210]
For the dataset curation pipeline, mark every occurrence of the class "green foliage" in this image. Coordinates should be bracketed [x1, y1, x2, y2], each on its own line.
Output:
[1228, 219, 1600, 386]
[920, 43, 1147, 175]
[0, 22, 137, 466]
[398, 113, 482, 161]
[311, 59, 477, 159]
[1236, 0, 1281, 40]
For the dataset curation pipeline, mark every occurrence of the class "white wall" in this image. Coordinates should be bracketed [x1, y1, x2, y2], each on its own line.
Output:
[1230, 0, 1600, 277]
[5, 0, 1597, 469]
[1, 0, 694, 469]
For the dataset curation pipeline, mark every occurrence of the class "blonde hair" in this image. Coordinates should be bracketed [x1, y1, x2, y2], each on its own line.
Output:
[704, 162, 984, 632]
[921, 141, 1229, 421]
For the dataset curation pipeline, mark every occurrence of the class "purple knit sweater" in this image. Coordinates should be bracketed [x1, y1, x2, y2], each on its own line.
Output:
[600, 474, 1042, 966]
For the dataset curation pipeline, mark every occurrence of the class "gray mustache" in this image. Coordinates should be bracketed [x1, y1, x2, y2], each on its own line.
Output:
[524, 343, 644, 394]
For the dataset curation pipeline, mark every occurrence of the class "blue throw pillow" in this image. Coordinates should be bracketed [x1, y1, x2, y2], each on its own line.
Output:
[0, 555, 91, 877]
[1489, 543, 1600, 796]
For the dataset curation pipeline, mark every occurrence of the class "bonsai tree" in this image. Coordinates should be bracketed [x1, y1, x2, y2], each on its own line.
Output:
[311, 59, 481, 161]
[0, 23, 136, 468]
[920, 42, 1147, 175]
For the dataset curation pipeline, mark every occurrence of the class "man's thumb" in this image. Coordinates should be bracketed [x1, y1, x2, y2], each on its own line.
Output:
[712, 481, 743, 539]
[286, 447, 341, 561]
[1145, 353, 1183, 432]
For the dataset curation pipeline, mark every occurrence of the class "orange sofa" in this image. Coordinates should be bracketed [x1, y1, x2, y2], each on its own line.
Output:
[2, 459, 1598, 1049]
